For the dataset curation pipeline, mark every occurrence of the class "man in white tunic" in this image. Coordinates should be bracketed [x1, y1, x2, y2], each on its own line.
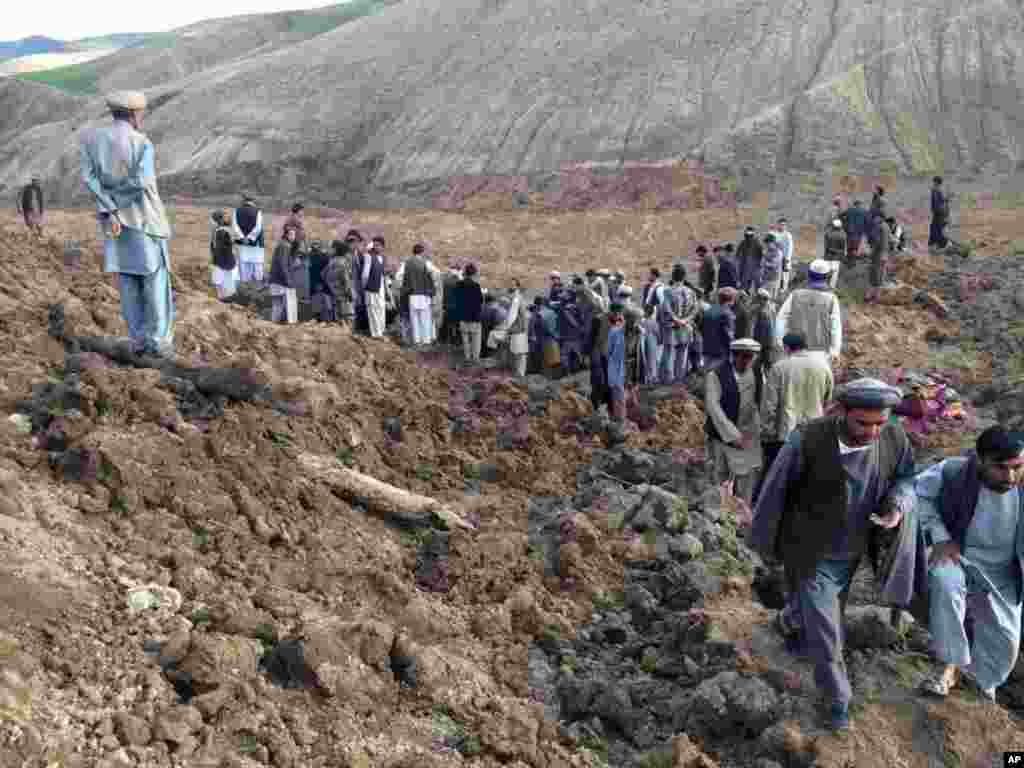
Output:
[918, 426, 1024, 701]
[233, 194, 265, 282]
[80, 90, 174, 357]
[704, 337, 764, 505]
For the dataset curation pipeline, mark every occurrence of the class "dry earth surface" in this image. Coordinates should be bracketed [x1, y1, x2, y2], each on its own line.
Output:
[0, 201, 1020, 768]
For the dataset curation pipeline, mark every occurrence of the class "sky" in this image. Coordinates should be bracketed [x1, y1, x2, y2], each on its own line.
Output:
[5, 0, 338, 42]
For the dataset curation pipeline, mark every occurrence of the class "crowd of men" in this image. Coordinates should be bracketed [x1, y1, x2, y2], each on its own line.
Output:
[70, 88, 1018, 740]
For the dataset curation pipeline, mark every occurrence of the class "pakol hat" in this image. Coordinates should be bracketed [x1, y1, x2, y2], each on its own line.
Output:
[105, 90, 147, 111]
[836, 378, 903, 409]
[597, 268, 612, 277]
[832, 218, 842, 228]
[809, 259, 832, 275]
[549, 270, 561, 278]
[618, 285, 634, 296]
[730, 338, 761, 353]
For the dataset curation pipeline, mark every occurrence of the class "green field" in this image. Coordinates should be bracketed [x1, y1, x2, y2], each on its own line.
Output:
[16, 60, 102, 94]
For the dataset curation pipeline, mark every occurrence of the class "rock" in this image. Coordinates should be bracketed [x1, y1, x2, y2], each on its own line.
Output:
[843, 606, 903, 650]
[636, 486, 685, 527]
[624, 584, 659, 631]
[658, 561, 722, 611]
[629, 505, 658, 532]
[190, 685, 234, 718]
[176, 633, 260, 690]
[113, 712, 151, 747]
[686, 671, 779, 738]
[671, 733, 720, 767]
[592, 682, 637, 736]
[668, 533, 704, 562]
[595, 448, 656, 485]
[756, 722, 814, 767]
[157, 630, 191, 668]
[919, 290, 950, 318]
[152, 704, 203, 744]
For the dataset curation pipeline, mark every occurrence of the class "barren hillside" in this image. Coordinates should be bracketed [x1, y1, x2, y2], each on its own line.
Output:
[0, 0, 1022, 206]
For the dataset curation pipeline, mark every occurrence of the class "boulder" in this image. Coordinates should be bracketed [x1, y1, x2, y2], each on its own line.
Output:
[658, 561, 722, 611]
[685, 671, 780, 738]
[175, 633, 260, 691]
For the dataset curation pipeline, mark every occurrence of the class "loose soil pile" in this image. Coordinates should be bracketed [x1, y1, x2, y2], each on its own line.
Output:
[0, 203, 1019, 768]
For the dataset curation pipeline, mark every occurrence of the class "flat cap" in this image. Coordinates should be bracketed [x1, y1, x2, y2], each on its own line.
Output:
[105, 90, 147, 111]
[731, 338, 761, 352]
[836, 378, 903, 409]
[809, 259, 832, 275]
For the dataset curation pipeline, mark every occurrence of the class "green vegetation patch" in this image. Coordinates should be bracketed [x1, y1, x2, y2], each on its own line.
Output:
[892, 111, 944, 176]
[829, 64, 883, 131]
[17, 61, 102, 94]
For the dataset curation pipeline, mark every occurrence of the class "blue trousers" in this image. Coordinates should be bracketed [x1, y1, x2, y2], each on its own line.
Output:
[929, 217, 948, 248]
[793, 557, 859, 707]
[929, 559, 1022, 692]
[118, 261, 175, 353]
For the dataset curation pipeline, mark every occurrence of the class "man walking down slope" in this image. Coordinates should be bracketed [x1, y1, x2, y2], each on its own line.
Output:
[80, 90, 175, 358]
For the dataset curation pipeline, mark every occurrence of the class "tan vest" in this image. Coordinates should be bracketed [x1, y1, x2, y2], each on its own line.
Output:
[787, 289, 835, 352]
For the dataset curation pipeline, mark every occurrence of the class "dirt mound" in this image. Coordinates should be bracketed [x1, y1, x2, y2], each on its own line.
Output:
[0, 203, 1019, 767]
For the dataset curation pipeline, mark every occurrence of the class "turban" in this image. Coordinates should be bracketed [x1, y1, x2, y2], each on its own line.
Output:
[731, 338, 761, 353]
[836, 378, 903, 409]
[106, 90, 147, 111]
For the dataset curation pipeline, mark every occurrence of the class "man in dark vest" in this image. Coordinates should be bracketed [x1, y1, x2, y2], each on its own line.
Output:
[736, 227, 764, 294]
[701, 286, 737, 370]
[916, 425, 1024, 701]
[717, 243, 739, 291]
[929, 176, 950, 252]
[704, 337, 764, 505]
[751, 378, 916, 731]
[18, 176, 44, 237]
[361, 235, 387, 338]
[402, 242, 436, 346]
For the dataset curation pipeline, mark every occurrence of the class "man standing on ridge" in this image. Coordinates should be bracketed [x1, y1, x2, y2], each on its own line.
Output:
[18, 176, 44, 238]
[930, 176, 950, 252]
[233, 193, 265, 282]
[80, 90, 175, 358]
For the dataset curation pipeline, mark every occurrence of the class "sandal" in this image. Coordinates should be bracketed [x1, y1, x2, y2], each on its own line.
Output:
[921, 666, 958, 697]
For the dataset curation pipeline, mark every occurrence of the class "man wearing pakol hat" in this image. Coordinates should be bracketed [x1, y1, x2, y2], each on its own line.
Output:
[751, 378, 916, 731]
[774, 260, 842, 366]
[400, 242, 436, 346]
[608, 270, 626, 304]
[233, 194, 265, 283]
[17, 176, 44, 238]
[915, 425, 1024, 702]
[80, 90, 175, 357]
[704, 337, 765, 505]
[756, 332, 833, 500]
